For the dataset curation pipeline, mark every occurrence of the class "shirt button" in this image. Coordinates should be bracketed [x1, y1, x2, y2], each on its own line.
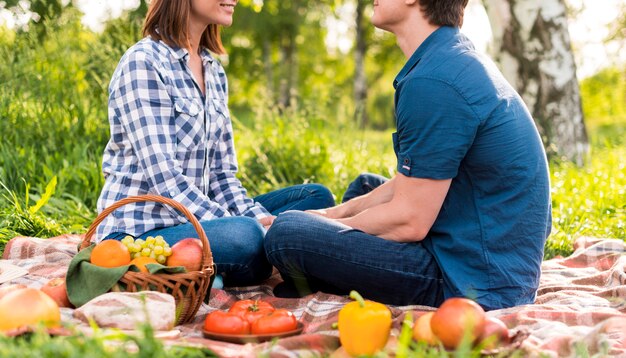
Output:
[404, 159, 410, 164]
[169, 190, 176, 197]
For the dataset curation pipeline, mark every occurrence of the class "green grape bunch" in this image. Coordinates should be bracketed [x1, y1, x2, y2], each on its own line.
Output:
[120, 235, 172, 264]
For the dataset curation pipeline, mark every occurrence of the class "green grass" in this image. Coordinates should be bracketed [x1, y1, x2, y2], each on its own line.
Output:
[0, 324, 217, 358]
[547, 145, 626, 258]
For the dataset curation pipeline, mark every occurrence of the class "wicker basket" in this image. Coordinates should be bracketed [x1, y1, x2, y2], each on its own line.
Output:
[81, 194, 215, 325]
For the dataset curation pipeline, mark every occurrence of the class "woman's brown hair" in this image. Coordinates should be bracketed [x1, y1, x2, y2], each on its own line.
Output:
[142, 0, 225, 54]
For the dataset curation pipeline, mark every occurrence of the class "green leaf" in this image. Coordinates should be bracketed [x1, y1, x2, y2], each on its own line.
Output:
[396, 312, 413, 358]
[29, 176, 57, 215]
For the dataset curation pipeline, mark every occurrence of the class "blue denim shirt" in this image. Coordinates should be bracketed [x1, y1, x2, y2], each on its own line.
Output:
[393, 26, 552, 310]
[96, 37, 269, 240]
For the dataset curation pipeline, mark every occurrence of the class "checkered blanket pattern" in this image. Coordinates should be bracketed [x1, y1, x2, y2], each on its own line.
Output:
[2, 235, 625, 357]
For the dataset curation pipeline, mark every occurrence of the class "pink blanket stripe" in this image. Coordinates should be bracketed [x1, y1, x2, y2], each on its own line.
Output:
[2, 235, 625, 357]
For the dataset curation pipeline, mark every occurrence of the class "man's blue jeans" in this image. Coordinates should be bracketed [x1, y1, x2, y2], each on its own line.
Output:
[264, 174, 445, 306]
[106, 183, 335, 287]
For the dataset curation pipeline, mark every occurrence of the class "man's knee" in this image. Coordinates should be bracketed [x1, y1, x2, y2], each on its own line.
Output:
[343, 173, 387, 202]
[265, 212, 297, 245]
[264, 211, 311, 253]
[355, 172, 387, 186]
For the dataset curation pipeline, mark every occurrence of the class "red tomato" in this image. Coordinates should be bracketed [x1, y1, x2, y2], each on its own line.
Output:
[251, 309, 298, 335]
[228, 299, 275, 324]
[204, 310, 250, 335]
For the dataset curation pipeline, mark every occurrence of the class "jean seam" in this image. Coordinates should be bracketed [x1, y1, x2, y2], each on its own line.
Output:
[267, 247, 442, 282]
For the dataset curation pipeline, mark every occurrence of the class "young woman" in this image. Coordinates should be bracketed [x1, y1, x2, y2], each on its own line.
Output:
[96, 0, 334, 288]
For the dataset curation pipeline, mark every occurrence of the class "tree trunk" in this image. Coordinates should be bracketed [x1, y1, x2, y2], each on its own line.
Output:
[278, 33, 297, 109]
[354, 0, 369, 128]
[262, 37, 275, 103]
[481, 0, 589, 165]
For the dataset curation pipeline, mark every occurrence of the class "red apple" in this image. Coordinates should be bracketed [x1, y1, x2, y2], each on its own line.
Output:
[0, 284, 27, 300]
[41, 278, 73, 308]
[430, 297, 486, 350]
[0, 288, 60, 331]
[479, 316, 510, 349]
[166, 238, 203, 272]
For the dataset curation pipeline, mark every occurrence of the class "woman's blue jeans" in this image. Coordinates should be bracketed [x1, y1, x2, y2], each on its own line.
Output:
[105, 183, 335, 287]
[264, 174, 445, 306]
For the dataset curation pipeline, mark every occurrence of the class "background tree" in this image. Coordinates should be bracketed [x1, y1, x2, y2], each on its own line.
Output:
[353, 0, 370, 127]
[1, 0, 64, 22]
[481, 0, 589, 164]
[233, 0, 337, 110]
[1, 0, 69, 38]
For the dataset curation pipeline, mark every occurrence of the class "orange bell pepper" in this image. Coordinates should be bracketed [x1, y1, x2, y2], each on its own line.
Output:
[338, 290, 392, 356]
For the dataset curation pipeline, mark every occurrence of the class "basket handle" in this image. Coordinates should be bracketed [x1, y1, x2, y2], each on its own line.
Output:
[81, 194, 213, 268]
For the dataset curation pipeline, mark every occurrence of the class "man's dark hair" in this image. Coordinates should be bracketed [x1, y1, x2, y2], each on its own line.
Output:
[418, 0, 470, 27]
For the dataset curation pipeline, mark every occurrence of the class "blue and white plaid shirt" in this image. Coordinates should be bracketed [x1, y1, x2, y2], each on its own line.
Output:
[96, 37, 269, 240]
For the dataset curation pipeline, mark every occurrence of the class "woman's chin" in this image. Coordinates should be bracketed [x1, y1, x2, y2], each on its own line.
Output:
[211, 16, 234, 27]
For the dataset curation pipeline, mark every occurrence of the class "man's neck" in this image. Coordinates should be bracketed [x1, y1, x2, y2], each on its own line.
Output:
[393, 17, 440, 59]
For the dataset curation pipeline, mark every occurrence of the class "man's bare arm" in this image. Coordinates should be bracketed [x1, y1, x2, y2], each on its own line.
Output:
[338, 173, 451, 242]
[310, 176, 397, 219]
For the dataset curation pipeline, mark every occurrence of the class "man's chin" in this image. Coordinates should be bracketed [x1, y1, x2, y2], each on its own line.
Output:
[370, 17, 389, 32]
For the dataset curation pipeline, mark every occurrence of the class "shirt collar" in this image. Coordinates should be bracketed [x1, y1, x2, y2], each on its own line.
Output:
[200, 48, 215, 65]
[393, 26, 459, 89]
[169, 45, 188, 61]
[166, 43, 215, 65]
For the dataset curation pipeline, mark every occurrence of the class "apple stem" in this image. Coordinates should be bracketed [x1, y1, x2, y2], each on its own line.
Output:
[349, 290, 365, 308]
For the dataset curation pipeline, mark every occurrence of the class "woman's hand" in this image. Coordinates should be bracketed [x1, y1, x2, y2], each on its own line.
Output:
[259, 215, 276, 230]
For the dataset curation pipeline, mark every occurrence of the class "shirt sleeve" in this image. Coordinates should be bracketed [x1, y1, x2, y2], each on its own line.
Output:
[109, 49, 231, 222]
[207, 67, 270, 219]
[394, 77, 480, 179]
[208, 121, 270, 219]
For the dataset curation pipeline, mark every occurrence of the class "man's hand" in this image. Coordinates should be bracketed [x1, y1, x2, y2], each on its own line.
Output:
[259, 215, 276, 230]
[306, 209, 330, 217]
[306, 207, 343, 219]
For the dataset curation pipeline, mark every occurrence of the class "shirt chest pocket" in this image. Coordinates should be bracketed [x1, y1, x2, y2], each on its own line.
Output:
[208, 97, 228, 141]
[173, 97, 205, 152]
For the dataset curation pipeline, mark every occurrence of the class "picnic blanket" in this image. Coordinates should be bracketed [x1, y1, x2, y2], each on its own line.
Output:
[2, 234, 625, 357]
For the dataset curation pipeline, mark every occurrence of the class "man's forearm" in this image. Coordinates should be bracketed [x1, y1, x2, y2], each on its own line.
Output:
[326, 176, 396, 219]
[337, 201, 426, 242]
[335, 175, 452, 242]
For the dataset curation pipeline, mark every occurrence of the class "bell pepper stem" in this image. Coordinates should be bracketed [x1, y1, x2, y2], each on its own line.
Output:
[349, 290, 366, 308]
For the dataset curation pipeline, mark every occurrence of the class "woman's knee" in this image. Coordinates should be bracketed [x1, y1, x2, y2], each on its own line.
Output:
[203, 217, 265, 260]
[304, 183, 335, 208]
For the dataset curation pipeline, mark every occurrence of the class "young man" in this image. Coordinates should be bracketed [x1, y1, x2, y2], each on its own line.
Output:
[264, 0, 552, 310]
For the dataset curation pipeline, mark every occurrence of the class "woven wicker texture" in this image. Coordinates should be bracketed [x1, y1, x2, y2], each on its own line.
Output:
[82, 194, 215, 324]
